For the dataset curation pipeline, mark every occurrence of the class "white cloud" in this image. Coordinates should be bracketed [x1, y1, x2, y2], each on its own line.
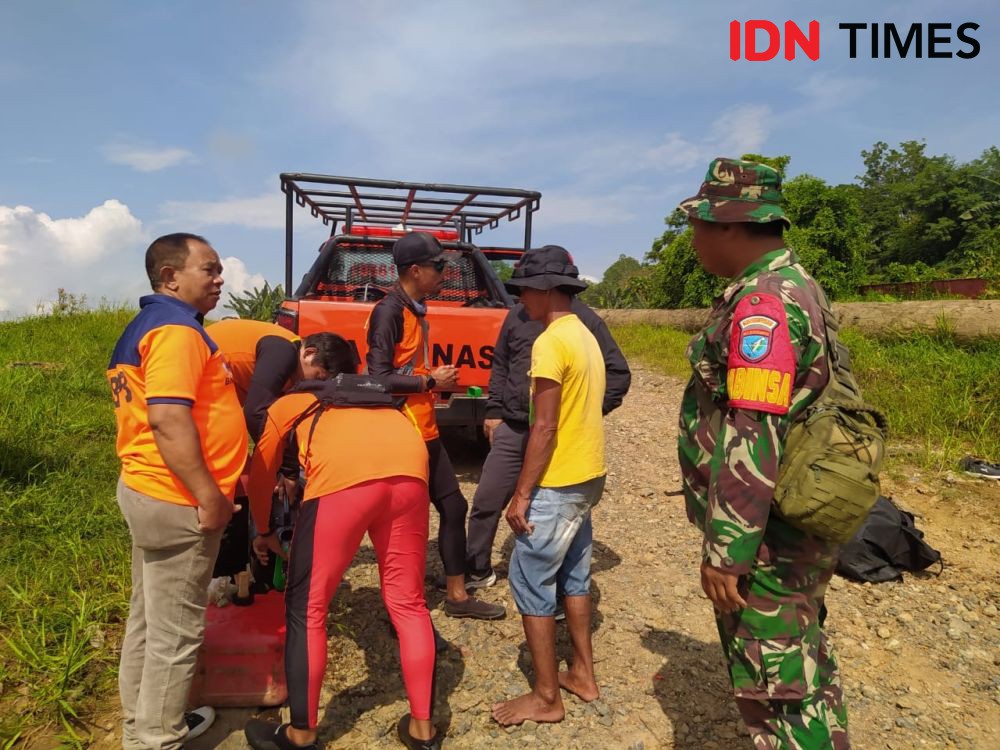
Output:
[709, 103, 771, 158]
[160, 193, 284, 230]
[544, 103, 773, 195]
[643, 104, 772, 173]
[0, 200, 147, 316]
[220, 255, 267, 309]
[644, 133, 704, 171]
[0, 201, 266, 318]
[103, 143, 195, 172]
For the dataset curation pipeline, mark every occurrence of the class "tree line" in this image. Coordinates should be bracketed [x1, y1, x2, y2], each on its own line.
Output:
[580, 142, 1000, 309]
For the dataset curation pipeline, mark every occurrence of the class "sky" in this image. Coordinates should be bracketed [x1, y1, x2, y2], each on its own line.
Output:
[1, 0, 998, 317]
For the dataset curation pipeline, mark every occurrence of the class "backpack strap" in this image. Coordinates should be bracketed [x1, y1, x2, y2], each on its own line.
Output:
[286, 397, 326, 478]
[812, 283, 865, 402]
[807, 283, 889, 434]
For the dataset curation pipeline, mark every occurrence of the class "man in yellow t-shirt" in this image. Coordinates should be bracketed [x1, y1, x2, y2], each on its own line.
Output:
[491, 246, 608, 728]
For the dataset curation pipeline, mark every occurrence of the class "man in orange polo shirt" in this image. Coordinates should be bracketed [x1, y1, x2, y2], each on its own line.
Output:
[108, 233, 247, 750]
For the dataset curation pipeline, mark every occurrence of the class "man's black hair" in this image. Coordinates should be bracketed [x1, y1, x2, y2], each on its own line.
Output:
[303, 332, 360, 376]
[145, 233, 210, 291]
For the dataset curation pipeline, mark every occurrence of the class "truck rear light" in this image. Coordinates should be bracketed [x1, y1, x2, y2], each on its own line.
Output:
[351, 224, 458, 241]
[274, 307, 298, 333]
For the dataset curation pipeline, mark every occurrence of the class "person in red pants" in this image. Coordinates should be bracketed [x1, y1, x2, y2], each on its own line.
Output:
[243, 341, 441, 750]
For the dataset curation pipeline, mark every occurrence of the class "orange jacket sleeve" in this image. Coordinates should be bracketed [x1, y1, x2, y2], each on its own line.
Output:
[248, 393, 315, 533]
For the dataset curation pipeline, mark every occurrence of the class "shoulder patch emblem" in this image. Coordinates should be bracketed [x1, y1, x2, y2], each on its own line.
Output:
[727, 293, 795, 415]
[738, 315, 778, 362]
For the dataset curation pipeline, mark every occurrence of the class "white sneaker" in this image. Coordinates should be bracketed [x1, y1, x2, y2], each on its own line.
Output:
[185, 706, 216, 741]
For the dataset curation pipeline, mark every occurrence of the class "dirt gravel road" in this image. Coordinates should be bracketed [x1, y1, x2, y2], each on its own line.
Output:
[93, 366, 1000, 750]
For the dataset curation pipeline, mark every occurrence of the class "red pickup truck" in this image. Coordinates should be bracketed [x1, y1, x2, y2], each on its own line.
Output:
[273, 174, 541, 429]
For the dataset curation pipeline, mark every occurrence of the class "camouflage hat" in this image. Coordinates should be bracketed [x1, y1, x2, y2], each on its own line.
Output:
[679, 157, 790, 226]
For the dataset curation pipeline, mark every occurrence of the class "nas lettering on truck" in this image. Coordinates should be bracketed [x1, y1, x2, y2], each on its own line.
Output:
[432, 344, 494, 369]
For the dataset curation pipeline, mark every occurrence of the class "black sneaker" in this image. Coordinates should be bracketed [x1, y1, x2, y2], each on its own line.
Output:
[396, 713, 441, 750]
[959, 456, 1000, 480]
[466, 568, 498, 590]
[244, 720, 317, 750]
[185, 706, 216, 741]
[444, 595, 506, 620]
[432, 568, 497, 592]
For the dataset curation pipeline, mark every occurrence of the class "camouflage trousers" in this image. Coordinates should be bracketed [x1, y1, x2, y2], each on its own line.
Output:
[714, 517, 850, 750]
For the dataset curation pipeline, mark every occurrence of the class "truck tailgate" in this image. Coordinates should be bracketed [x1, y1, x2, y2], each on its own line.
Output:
[293, 299, 508, 390]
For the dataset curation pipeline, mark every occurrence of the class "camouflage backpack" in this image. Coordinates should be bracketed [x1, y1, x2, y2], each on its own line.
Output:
[773, 290, 888, 544]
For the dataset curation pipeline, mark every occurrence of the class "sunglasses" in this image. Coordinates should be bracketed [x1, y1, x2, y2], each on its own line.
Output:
[421, 259, 447, 273]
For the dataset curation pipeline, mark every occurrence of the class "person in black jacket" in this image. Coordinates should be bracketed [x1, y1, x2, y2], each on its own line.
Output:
[367, 231, 506, 621]
[464, 245, 631, 587]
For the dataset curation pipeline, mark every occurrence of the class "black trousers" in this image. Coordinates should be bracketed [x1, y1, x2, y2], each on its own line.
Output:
[425, 438, 469, 577]
[465, 421, 530, 575]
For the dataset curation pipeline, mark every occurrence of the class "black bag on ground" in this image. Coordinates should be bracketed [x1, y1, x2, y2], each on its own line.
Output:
[835, 496, 942, 583]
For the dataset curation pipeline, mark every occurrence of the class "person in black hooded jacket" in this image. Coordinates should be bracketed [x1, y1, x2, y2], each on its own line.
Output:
[463, 246, 631, 587]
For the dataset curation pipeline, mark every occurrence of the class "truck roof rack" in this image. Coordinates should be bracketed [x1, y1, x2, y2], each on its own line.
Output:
[281, 172, 542, 289]
[280, 174, 541, 293]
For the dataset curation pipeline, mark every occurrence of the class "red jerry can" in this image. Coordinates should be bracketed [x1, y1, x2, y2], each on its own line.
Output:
[188, 591, 288, 707]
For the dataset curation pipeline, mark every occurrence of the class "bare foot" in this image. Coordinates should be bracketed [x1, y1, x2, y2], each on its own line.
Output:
[491, 691, 564, 726]
[558, 669, 599, 702]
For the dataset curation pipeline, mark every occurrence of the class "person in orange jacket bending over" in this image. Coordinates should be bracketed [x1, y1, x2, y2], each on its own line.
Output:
[242, 336, 442, 750]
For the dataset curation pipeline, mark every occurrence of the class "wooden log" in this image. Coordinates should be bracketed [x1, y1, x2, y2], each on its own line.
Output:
[596, 300, 1000, 341]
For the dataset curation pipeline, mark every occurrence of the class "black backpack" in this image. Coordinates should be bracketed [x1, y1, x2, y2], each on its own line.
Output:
[291, 373, 395, 407]
[289, 374, 397, 455]
[835, 496, 942, 583]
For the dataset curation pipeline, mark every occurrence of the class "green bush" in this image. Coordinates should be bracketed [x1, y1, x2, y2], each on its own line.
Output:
[225, 281, 285, 321]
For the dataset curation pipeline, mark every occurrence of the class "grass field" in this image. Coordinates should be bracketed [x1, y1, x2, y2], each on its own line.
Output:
[0, 309, 133, 746]
[610, 323, 1000, 471]
[0, 311, 997, 744]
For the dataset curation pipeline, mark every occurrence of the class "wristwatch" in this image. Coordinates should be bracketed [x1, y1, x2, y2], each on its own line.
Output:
[425, 376, 436, 391]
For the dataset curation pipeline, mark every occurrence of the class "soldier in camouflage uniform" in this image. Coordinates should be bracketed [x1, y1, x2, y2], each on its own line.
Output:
[676, 158, 850, 749]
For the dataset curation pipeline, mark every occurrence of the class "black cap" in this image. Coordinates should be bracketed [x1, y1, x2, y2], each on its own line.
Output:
[504, 245, 588, 294]
[392, 232, 456, 267]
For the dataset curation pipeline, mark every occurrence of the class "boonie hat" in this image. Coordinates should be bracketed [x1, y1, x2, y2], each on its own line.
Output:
[679, 157, 790, 226]
[392, 232, 458, 267]
[504, 245, 588, 295]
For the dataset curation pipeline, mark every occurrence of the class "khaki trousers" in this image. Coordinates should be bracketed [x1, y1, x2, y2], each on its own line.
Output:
[116, 479, 221, 750]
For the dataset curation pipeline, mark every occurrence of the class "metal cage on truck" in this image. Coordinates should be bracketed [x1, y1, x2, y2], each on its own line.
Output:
[279, 173, 541, 294]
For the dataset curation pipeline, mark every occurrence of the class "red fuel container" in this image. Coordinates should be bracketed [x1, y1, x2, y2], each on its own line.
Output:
[188, 591, 287, 707]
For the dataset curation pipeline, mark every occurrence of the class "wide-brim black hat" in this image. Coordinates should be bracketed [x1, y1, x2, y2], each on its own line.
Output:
[504, 245, 588, 294]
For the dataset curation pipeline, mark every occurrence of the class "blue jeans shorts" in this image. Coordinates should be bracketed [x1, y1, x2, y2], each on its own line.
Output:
[508, 475, 606, 616]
